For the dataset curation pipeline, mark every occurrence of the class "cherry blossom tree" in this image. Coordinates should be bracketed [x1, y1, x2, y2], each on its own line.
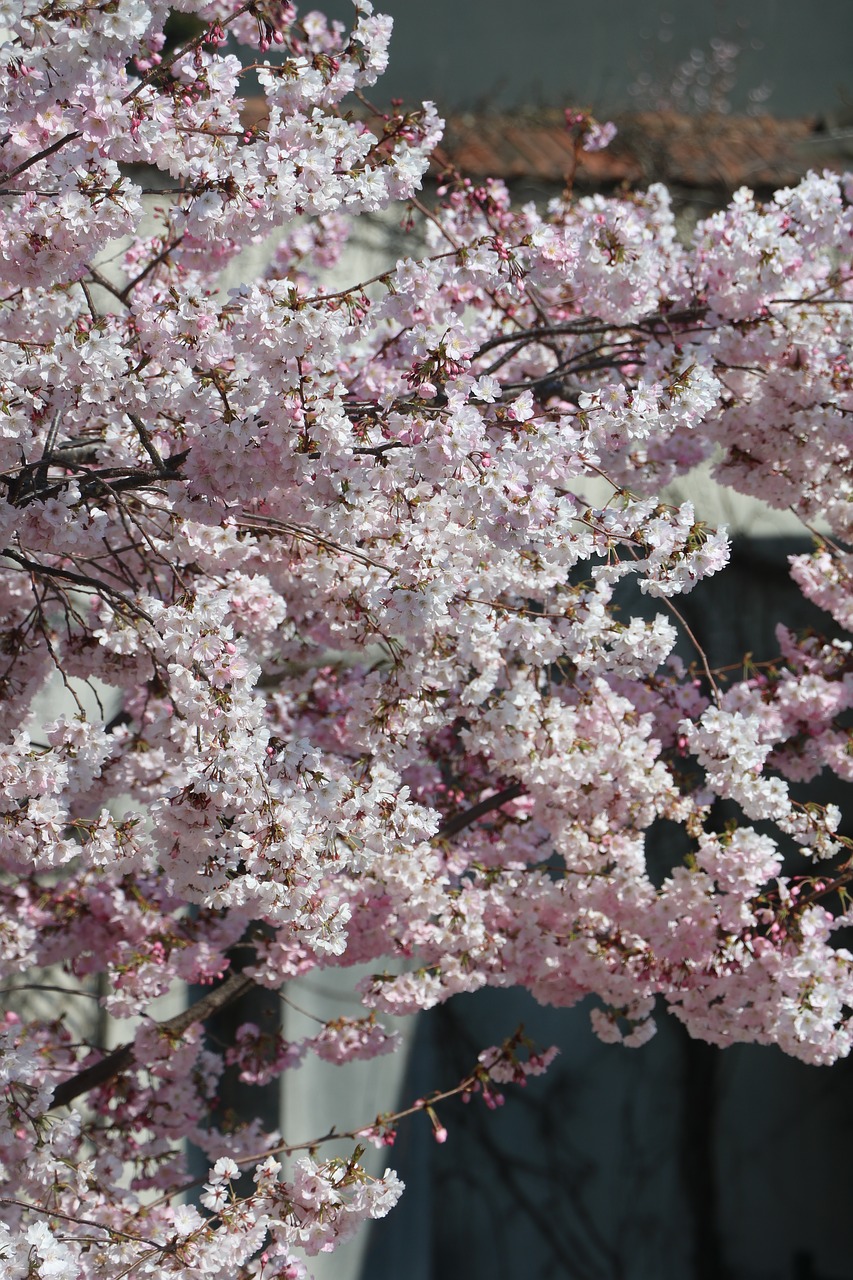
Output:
[0, 0, 851, 1275]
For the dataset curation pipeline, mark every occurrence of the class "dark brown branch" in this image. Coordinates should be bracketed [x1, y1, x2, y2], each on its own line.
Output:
[126, 413, 166, 473]
[0, 131, 82, 186]
[472, 308, 709, 361]
[50, 971, 254, 1110]
[85, 264, 129, 305]
[121, 3, 253, 105]
[437, 782, 526, 839]
[1, 447, 189, 508]
[351, 441, 407, 457]
[49, 1043, 134, 1111]
[1, 548, 155, 623]
[120, 238, 184, 301]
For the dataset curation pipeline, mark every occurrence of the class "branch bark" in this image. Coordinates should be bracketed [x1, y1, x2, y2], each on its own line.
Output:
[436, 782, 525, 839]
[50, 971, 254, 1111]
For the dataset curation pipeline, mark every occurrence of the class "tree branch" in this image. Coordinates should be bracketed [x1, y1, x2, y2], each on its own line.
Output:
[1, 548, 156, 623]
[49, 971, 255, 1110]
[437, 782, 526, 839]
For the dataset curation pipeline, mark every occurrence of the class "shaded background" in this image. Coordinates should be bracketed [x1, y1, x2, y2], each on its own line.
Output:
[316, 0, 853, 121]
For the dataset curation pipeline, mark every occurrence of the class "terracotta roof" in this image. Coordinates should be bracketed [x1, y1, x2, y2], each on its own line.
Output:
[238, 99, 852, 193]
[435, 111, 851, 192]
